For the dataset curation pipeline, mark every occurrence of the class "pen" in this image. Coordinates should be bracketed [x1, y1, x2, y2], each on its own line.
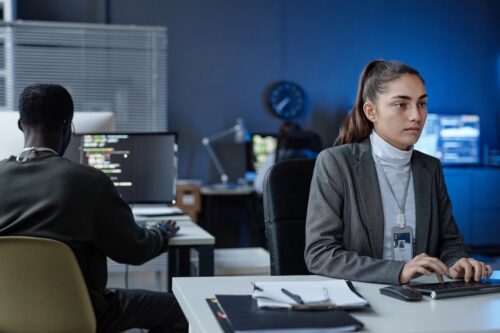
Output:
[281, 288, 304, 304]
[251, 282, 263, 291]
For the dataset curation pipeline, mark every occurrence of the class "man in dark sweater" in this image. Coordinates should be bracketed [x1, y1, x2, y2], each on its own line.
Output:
[0, 84, 188, 333]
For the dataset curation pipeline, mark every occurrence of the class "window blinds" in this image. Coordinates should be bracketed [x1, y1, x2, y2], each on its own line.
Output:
[0, 21, 167, 132]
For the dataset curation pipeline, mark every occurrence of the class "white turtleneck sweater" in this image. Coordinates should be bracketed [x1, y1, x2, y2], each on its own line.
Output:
[369, 131, 416, 260]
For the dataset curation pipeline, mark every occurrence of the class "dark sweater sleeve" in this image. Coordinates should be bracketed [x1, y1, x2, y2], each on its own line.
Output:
[92, 176, 168, 265]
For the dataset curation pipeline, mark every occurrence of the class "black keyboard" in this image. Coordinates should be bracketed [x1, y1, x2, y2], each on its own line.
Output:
[412, 279, 500, 299]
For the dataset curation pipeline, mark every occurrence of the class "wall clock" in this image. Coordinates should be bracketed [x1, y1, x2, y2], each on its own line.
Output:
[264, 81, 308, 120]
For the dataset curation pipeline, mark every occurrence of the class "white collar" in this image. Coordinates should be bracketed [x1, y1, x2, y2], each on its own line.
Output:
[16, 147, 59, 163]
[370, 131, 413, 166]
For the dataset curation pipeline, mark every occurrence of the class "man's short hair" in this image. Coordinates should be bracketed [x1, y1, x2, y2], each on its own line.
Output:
[19, 83, 74, 130]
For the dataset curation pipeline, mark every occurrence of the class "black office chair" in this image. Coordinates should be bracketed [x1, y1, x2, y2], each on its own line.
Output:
[263, 158, 316, 275]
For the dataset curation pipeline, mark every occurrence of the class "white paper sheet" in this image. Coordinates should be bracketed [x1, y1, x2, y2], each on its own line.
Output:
[252, 280, 368, 309]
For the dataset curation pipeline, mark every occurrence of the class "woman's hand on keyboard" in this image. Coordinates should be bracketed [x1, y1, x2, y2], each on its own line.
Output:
[399, 253, 449, 284]
[449, 258, 493, 282]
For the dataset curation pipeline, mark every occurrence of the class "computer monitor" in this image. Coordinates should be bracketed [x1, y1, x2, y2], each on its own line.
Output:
[0, 111, 115, 160]
[250, 133, 278, 172]
[415, 113, 480, 165]
[73, 112, 116, 133]
[208, 141, 248, 185]
[243, 133, 278, 183]
[0, 111, 24, 160]
[65, 132, 177, 204]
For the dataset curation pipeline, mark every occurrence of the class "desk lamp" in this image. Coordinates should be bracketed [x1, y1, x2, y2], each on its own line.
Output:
[202, 118, 248, 186]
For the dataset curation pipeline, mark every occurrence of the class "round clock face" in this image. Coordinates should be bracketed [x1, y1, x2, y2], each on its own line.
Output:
[265, 81, 308, 120]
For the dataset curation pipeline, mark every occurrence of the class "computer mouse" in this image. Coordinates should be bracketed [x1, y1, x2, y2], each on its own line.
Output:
[380, 285, 423, 301]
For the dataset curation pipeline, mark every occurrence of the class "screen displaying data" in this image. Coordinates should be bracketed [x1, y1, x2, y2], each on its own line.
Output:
[415, 114, 480, 165]
[66, 132, 177, 203]
[250, 133, 278, 173]
[241, 133, 277, 184]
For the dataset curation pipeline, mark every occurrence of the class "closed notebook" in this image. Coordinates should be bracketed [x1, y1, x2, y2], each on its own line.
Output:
[215, 295, 363, 333]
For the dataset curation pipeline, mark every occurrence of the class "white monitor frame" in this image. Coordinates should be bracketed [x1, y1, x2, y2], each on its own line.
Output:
[0, 111, 115, 160]
[73, 111, 116, 133]
[0, 111, 24, 159]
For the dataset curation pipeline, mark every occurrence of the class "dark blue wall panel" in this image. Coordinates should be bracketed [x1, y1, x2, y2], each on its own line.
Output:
[444, 168, 500, 247]
[105, 0, 500, 181]
[18, 0, 500, 181]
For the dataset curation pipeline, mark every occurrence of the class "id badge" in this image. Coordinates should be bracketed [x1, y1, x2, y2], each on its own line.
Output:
[391, 225, 413, 262]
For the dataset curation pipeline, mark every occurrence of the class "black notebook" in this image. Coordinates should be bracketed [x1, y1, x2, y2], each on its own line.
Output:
[215, 295, 363, 333]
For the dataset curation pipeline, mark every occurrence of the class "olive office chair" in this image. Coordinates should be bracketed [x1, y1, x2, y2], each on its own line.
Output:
[263, 158, 316, 275]
[0, 236, 96, 333]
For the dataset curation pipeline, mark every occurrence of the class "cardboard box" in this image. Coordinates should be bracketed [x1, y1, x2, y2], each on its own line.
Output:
[176, 180, 202, 223]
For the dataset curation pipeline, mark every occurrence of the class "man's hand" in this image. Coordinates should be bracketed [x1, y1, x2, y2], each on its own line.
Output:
[155, 220, 179, 239]
[449, 257, 492, 282]
[399, 253, 449, 284]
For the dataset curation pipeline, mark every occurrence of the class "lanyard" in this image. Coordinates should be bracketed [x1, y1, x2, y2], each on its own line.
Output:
[375, 160, 412, 228]
[16, 147, 58, 163]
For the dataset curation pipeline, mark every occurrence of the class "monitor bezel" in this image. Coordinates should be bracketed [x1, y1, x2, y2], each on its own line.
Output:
[69, 131, 178, 205]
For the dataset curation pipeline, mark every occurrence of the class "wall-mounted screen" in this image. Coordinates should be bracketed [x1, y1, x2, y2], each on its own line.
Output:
[415, 114, 480, 165]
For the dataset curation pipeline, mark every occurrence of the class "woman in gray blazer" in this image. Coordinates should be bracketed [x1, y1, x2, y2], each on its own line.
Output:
[305, 60, 492, 285]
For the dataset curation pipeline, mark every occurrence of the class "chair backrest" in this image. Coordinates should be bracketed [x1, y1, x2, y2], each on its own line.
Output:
[0, 236, 96, 333]
[263, 158, 316, 275]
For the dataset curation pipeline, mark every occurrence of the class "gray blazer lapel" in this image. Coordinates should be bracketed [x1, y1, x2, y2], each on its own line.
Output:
[352, 139, 385, 258]
[412, 154, 431, 255]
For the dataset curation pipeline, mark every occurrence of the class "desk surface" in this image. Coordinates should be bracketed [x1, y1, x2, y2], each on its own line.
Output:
[201, 185, 254, 196]
[108, 219, 214, 272]
[137, 216, 215, 246]
[173, 273, 500, 333]
[168, 220, 215, 246]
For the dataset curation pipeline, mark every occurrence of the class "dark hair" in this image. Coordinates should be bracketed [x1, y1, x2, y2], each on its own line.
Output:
[335, 60, 425, 145]
[18, 83, 74, 130]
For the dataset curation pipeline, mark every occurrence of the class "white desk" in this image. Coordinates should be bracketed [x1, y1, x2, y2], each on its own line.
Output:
[168, 219, 215, 247]
[200, 185, 254, 196]
[167, 220, 215, 292]
[173, 273, 500, 333]
[108, 219, 215, 292]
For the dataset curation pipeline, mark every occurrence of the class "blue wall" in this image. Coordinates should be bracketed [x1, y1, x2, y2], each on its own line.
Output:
[18, 0, 500, 181]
